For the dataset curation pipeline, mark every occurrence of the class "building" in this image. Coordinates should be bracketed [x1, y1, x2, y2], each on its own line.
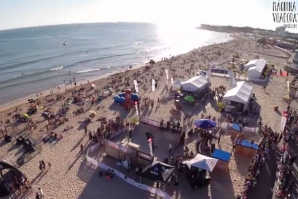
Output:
[276, 26, 286, 37]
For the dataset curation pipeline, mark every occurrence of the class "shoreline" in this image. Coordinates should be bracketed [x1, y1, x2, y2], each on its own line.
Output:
[0, 38, 233, 112]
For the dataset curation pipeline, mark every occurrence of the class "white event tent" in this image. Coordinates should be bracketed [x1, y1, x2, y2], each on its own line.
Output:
[183, 154, 218, 172]
[181, 76, 208, 92]
[223, 81, 253, 111]
[244, 59, 267, 79]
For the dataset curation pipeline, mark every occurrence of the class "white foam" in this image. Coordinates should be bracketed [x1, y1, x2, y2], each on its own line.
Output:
[76, 69, 100, 74]
[134, 41, 144, 45]
[50, 66, 63, 71]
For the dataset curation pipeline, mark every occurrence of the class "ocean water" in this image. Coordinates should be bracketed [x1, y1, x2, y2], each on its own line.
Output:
[0, 23, 230, 106]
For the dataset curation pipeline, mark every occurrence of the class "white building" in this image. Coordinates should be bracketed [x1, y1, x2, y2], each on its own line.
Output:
[276, 26, 286, 37]
[244, 59, 267, 80]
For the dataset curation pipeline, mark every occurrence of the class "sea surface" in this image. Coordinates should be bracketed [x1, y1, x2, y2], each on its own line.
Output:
[0, 23, 230, 106]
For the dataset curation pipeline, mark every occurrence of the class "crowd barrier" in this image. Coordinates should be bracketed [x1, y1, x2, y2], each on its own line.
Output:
[140, 117, 160, 128]
[86, 147, 171, 199]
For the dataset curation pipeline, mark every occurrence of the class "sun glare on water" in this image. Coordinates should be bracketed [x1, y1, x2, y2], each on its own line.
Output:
[156, 25, 214, 56]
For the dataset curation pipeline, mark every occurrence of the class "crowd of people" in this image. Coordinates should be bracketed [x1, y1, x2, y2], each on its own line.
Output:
[273, 107, 298, 199]
[240, 125, 279, 199]
[274, 145, 295, 199]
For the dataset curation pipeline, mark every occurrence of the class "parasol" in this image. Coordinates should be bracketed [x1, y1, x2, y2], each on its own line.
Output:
[22, 114, 29, 119]
[194, 119, 217, 129]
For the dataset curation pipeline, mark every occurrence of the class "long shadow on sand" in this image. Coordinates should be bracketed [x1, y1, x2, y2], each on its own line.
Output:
[210, 172, 235, 199]
[31, 170, 49, 184]
[247, 150, 277, 199]
[70, 135, 86, 152]
[7, 143, 21, 152]
[0, 139, 9, 149]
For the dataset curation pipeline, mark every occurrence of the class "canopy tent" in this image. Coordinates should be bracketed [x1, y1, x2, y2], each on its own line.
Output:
[194, 119, 217, 129]
[185, 95, 195, 103]
[183, 154, 218, 172]
[223, 81, 253, 111]
[181, 76, 208, 92]
[141, 160, 175, 183]
[244, 59, 267, 79]
[173, 79, 182, 86]
[244, 59, 267, 70]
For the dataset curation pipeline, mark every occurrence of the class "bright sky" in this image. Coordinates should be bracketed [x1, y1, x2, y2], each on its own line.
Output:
[0, 0, 292, 31]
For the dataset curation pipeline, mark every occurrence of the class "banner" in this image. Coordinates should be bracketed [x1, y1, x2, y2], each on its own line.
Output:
[165, 69, 169, 80]
[89, 143, 100, 153]
[135, 103, 139, 116]
[152, 79, 155, 91]
[118, 145, 133, 154]
[106, 140, 119, 150]
[134, 80, 139, 93]
[280, 112, 288, 132]
[228, 70, 236, 88]
[206, 69, 212, 81]
[137, 151, 154, 161]
[171, 78, 173, 85]
[140, 117, 160, 127]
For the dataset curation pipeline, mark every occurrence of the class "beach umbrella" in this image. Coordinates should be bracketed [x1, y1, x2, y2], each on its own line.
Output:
[22, 114, 29, 119]
[89, 111, 96, 114]
[91, 84, 95, 88]
[194, 119, 217, 129]
[184, 96, 195, 103]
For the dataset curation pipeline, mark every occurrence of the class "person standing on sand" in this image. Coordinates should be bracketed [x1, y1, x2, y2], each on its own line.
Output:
[38, 188, 44, 198]
[169, 143, 172, 154]
[80, 143, 84, 152]
[36, 192, 40, 199]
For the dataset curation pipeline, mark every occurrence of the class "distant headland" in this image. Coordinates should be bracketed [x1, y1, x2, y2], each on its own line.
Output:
[198, 24, 270, 34]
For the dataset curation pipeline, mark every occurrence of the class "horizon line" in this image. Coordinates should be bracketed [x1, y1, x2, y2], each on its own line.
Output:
[0, 21, 159, 32]
[1, 21, 293, 33]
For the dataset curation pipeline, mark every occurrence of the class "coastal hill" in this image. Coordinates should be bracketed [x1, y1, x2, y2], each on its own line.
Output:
[198, 24, 273, 34]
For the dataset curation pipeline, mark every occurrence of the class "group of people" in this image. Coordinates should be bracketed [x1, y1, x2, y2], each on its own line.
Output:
[194, 130, 217, 155]
[39, 160, 51, 172]
[240, 125, 278, 199]
[98, 169, 115, 181]
[274, 145, 295, 199]
[273, 107, 298, 198]
[2, 171, 32, 196]
[96, 117, 126, 140]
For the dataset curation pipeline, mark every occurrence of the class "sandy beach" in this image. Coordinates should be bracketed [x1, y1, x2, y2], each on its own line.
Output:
[0, 35, 291, 199]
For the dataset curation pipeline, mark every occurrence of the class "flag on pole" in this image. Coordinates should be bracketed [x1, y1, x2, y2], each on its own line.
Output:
[152, 79, 155, 91]
[134, 80, 138, 93]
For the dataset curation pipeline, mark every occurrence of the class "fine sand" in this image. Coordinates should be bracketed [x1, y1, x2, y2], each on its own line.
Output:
[0, 35, 290, 199]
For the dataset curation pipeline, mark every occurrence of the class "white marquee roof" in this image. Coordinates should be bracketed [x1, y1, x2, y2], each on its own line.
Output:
[244, 59, 267, 72]
[223, 81, 253, 104]
[183, 154, 218, 172]
[181, 76, 208, 92]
